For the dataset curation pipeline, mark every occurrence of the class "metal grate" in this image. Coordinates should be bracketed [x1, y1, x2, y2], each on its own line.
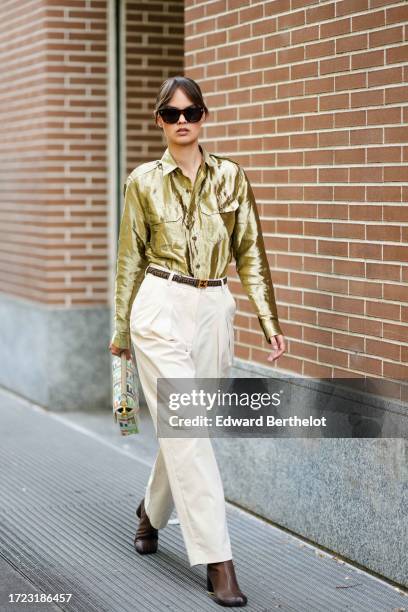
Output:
[0, 392, 406, 612]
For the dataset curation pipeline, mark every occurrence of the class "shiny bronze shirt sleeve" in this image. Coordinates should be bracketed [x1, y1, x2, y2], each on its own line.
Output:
[232, 166, 283, 342]
[111, 178, 149, 349]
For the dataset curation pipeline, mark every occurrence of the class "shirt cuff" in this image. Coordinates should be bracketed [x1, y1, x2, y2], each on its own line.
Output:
[110, 330, 130, 350]
[258, 316, 283, 343]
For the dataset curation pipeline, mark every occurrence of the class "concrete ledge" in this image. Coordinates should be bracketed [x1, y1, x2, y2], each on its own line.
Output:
[212, 357, 408, 588]
[0, 294, 111, 411]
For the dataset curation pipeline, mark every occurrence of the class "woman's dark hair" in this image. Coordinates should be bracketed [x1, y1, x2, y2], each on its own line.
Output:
[153, 76, 209, 123]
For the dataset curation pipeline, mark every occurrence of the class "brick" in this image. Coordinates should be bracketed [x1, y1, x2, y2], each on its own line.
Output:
[2, 0, 405, 380]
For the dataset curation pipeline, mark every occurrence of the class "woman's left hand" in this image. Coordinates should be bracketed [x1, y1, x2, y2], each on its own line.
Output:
[267, 334, 286, 362]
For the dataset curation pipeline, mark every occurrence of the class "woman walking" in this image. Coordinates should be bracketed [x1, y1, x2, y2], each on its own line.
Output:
[109, 76, 286, 607]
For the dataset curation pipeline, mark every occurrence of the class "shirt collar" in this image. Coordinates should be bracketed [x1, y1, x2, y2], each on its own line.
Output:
[160, 143, 215, 176]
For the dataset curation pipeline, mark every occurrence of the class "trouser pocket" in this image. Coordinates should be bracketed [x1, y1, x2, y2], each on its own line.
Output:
[130, 277, 175, 341]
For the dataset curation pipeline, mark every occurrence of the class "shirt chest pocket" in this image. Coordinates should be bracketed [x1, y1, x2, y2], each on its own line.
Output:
[148, 204, 184, 249]
[198, 196, 239, 243]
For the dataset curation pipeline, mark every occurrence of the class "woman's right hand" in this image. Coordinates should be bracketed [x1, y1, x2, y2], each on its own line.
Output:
[108, 340, 133, 361]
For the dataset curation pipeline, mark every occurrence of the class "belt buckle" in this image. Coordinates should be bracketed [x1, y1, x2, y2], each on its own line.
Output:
[198, 279, 208, 288]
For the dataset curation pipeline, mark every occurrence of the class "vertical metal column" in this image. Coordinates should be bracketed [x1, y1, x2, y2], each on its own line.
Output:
[108, 0, 126, 339]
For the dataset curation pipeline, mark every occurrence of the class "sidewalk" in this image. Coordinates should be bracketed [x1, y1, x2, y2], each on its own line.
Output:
[0, 389, 406, 612]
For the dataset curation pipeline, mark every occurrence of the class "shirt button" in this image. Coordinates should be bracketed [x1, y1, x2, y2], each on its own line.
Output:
[196, 264, 200, 269]
[192, 235, 197, 241]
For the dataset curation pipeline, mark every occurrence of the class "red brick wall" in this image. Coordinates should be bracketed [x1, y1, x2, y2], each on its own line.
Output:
[0, 0, 109, 307]
[185, 0, 408, 388]
[124, 0, 184, 173]
[1, 0, 406, 389]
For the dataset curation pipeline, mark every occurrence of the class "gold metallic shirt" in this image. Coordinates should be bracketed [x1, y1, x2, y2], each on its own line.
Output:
[111, 144, 283, 349]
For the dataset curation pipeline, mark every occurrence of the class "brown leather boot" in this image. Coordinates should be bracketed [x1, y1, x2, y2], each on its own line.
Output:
[206, 559, 248, 606]
[134, 498, 158, 554]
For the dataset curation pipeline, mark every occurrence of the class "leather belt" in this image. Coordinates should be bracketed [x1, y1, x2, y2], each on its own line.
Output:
[146, 264, 227, 288]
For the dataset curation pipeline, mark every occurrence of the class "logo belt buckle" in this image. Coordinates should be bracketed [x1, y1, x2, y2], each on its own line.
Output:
[198, 279, 208, 288]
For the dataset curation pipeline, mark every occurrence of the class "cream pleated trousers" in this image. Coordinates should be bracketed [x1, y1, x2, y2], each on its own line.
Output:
[129, 263, 236, 566]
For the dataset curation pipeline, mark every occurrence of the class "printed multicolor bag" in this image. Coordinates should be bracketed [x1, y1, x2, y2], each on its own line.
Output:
[112, 352, 140, 436]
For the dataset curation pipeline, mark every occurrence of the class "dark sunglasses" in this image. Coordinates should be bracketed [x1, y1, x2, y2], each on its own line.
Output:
[157, 105, 204, 124]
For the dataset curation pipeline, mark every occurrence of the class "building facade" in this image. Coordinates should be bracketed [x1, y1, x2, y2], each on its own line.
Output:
[0, 0, 407, 587]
